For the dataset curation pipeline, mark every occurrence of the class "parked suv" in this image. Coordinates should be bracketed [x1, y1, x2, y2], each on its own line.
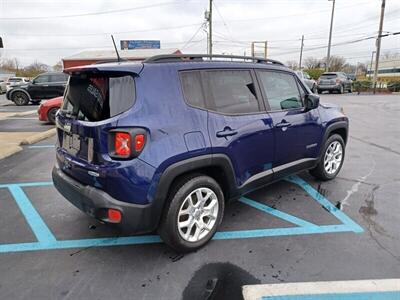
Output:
[6, 72, 68, 105]
[52, 54, 348, 252]
[317, 72, 352, 94]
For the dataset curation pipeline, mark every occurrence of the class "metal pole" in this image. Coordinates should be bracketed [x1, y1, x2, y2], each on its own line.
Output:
[369, 51, 375, 79]
[251, 42, 255, 57]
[265, 41, 268, 59]
[326, 0, 335, 72]
[208, 0, 213, 56]
[299, 35, 304, 70]
[373, 0, 385, 94]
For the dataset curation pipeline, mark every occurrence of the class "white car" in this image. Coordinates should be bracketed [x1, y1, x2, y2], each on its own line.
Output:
[6, 77, 30, 92]
[0, 79, 6, 94]
[295, 71, 317, 93]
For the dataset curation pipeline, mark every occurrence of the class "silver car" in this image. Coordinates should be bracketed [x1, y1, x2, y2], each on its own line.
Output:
[0, 79, 6, 94]
[296, 71, 317, 93]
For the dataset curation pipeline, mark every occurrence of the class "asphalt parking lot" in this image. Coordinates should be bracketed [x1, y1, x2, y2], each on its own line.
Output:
[0, 93, 399, 299]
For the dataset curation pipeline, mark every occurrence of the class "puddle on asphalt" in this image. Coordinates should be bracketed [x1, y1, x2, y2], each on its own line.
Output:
[182, 262, 260, 300]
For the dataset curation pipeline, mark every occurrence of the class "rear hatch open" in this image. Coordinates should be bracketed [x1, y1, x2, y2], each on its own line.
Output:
[56, 67, 138, 186]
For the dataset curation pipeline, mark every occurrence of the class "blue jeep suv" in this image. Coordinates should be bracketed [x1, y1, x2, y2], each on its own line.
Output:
[52, 54, 348, 252]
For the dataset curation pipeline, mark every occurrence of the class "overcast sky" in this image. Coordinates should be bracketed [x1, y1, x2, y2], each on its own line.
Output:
[0, 0, 399, 67]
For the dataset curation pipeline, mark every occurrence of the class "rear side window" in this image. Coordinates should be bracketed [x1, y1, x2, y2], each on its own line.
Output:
[203, 70, 260, 114]
[62, 73, 135, 122]
[180, 71, 205, 108]
[34, 75, 50, 84]
[51, 74, 68, 83]
[258, 71, 303, 111]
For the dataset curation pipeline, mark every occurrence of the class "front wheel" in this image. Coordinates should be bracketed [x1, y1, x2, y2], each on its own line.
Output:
[159, 175, 224, 253]
[12, 91, 29, 106]
[310, 134, 345, 181]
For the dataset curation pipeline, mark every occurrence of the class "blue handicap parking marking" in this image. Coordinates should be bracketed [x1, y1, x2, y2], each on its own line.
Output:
[0, 175, 363, 253]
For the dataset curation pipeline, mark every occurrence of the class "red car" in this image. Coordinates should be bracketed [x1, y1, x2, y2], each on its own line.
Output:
[38, 96, 63, 124]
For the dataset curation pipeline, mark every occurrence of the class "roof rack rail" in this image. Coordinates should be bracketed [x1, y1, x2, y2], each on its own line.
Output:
[143, 54, 284, 66]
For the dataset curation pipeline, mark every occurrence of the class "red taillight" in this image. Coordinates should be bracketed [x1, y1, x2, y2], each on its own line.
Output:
[115, 132, 131, 156]
[107, 208, 122, 223]
[135, 134, 145, 152]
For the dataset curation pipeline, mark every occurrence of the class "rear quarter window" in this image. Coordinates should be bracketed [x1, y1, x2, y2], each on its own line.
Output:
[62, 73, 135, 122]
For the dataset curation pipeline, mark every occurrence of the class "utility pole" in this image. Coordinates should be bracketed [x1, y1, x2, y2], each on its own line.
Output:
[208, 0, 213, 56]
[373, 0, 386, 94]
[369, 50, 376, 79]
[326, 0, 336, 72]
[299, 35, 304, 70]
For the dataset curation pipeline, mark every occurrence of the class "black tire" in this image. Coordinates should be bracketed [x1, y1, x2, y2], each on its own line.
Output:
[159, 174, 224, 253]
[312, 85, 317, 93]
[348, 85, 353, 93]
[12, 91, 30, 106]
[47, 107, 58, 125]
[317, 89, 322, 94]
[310, 134, 345, 181]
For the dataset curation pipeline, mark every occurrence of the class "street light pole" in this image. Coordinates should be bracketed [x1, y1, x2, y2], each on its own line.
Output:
[373, 0, 386, 94]
[299, 35, 304, 70]
[208, 0, 213, 56]
[369, 51, 376, 79]
[326, 0, 336, 72]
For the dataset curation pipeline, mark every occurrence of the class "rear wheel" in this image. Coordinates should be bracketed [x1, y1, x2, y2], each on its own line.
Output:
[12, 91, 29, 106]
[47, 107, 58, 124]
[310, 134, 345, 181]
[159, 175, 224, 253]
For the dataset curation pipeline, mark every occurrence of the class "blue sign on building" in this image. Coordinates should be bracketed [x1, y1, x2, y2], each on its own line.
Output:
[120, 40, 161, 50]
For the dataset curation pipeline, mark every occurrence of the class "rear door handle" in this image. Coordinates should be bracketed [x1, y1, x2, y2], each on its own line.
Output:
[216, 127, 238, 138]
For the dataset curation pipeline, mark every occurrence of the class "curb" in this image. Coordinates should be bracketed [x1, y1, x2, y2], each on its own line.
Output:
[20, 128, 57, 145]
[0, 145, 23, 160]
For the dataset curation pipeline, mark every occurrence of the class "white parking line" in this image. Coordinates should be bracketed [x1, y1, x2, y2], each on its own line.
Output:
[242, 279, 400, 300]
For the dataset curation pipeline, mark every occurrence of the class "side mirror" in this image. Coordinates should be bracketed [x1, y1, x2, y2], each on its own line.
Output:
[305, 94, 320, 111]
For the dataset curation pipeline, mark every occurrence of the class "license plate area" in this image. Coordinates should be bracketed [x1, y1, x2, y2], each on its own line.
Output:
[62, 132, 81, 156]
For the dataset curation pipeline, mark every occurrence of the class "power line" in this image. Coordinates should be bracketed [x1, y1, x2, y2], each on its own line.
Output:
[0, 2, 176, 20]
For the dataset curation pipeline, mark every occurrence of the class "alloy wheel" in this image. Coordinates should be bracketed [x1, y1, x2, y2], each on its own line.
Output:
[177, 187, 219, 242]
[324, 141, 343, 175]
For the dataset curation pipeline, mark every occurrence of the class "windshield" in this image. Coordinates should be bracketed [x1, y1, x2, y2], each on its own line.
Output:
[61, 72, 136, 122]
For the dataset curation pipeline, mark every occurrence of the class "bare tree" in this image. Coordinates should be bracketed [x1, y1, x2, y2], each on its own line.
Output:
[20, 61, 50, 77]
[53, 60, 63, 71]
[304, 57, 322, 69]
[322, 56, 347, 72]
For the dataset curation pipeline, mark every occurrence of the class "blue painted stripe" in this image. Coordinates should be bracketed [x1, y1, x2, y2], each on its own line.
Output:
[0, 182, 53, 189]
[239, 197, 318, 228]
[285, 176, 364, 233]
[7, 185, 56, 244]
[262, 291, 400, 300]
[27, 145, 55, 149]
[0, 235, 162, 253]
[0, 224, 354, 253]
[214, 224, 354, 240]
